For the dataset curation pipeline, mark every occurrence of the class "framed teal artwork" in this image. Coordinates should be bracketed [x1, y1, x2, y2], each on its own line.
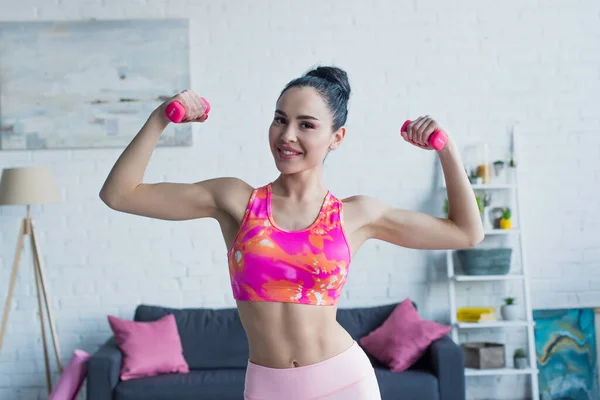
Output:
[534, 308, 599, 400]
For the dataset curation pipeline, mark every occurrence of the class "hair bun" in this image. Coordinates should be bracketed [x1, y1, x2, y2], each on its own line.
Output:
[306, 66, 351, 100]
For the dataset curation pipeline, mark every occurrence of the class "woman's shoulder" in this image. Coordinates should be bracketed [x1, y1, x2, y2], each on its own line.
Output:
[207, 177, 255, 198]
[195, 177, 263, 226]
[218, 178, 283, 210]
[338, 194, 387, 226]
[340, 194, 383, 210]
[205, 177, 256, 215]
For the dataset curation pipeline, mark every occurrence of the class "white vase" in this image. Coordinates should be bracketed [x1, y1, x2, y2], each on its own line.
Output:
[496, 168, 507, 183]
[482, 207, 493, 231]
[501, 304, 520, 320]
[514, 357, 528, 369]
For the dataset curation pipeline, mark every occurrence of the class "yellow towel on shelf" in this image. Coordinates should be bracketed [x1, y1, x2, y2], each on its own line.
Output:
[457, 307, 497, 322]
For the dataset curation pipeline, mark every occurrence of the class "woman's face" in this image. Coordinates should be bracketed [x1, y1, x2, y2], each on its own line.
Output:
[269, 86, 345, 174]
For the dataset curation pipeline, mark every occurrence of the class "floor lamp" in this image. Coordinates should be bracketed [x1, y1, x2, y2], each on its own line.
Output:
[0, 167, 64, 395]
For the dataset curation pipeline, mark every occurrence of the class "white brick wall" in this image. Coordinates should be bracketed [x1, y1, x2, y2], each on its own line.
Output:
[0, 0, 598, 399]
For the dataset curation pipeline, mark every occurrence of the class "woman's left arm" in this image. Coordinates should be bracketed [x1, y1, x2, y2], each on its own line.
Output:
[360, 116, 484, 250]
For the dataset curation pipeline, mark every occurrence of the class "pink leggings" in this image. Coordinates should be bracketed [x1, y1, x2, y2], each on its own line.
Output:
[244, 341, 382, 400]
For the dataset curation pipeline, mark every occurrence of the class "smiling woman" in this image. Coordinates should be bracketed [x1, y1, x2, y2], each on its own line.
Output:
[99, 64, 482, 400]
[268, 67, 350, 172]
[272, 111, 312, 159]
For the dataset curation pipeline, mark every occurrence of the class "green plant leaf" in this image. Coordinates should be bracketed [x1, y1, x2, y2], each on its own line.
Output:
[504, 297, 515, 305]
[514, 348, 526, 358]
[475, 195, 484, 213]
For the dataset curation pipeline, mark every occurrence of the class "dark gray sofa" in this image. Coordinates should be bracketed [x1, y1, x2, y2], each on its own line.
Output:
[87, 303, 465, 400]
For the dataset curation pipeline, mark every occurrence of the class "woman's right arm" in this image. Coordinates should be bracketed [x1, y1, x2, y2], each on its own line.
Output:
[99, 91, 251, 221]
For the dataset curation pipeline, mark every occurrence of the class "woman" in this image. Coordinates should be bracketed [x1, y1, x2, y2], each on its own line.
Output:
[100, 66, 483, 400]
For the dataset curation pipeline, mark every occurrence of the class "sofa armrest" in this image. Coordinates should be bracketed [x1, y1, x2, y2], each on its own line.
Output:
[420, 335, 465, 400]
[86, 337, 122, 400]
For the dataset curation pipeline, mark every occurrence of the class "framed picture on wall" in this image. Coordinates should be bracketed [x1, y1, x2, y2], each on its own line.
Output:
[533, 307, 599, 400]
[0, 18, 191, 150]
[597, 308, 600, 391]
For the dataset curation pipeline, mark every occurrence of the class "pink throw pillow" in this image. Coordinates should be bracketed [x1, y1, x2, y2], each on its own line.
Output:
[359, 298, 451, 372]
[107, 313, 189, 380]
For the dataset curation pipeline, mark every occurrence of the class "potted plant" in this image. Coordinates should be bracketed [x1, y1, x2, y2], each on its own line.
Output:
[493, 160, 505, 177]
[501, 297, 519, 320]
[444, 196, 484, 218]
[499, 208, 511, 229]
[490, 207, 505, 229]
[469, 168, 483, 184]
[475, 195, 484, 214]
[481, 192, 492, 230]
[513, 348, 528, 369]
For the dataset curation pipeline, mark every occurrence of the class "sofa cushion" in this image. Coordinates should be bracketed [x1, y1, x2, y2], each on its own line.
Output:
[359, 299, 451, 372]
[375, 367, 439, 400]
[337, 302, 413, 341]
[134, 305, 249, 369]
[107, 314, 189, 380]
[336, 303, 397, 340]
[114, 369, 246, 400]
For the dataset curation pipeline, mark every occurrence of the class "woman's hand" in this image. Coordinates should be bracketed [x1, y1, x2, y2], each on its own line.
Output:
[159, 89, 210, 123]
[401, 115, 444, 150]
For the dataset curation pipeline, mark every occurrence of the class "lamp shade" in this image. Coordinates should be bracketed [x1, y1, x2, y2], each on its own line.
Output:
[0, 167, 61, 205]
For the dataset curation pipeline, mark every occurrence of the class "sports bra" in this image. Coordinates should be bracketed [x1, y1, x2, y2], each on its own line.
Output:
[227, 183, 352, 306]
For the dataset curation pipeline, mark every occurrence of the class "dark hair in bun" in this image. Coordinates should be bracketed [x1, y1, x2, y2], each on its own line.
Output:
[279, 65, 351, 131]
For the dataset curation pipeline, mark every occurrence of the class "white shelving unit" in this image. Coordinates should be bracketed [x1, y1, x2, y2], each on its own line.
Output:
[445, 131, 540, 399]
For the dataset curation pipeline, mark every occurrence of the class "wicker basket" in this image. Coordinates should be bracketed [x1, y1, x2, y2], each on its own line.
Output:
[456, 248, 512, 275]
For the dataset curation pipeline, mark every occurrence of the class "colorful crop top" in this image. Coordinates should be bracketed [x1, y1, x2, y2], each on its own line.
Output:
[227, 183, 352, 306]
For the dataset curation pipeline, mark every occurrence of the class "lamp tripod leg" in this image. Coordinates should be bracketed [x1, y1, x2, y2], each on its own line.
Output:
[32, 227, 53, 395]
[30, 219, 63, 373]
[0, 220, 26, 355]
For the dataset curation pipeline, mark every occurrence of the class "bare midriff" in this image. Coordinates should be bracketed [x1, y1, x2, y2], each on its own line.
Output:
[237, 301, 354, 369]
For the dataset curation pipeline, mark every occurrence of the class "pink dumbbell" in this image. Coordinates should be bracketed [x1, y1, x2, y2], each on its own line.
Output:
[165, 97, 211, 123]
[401, 120, 448, 150]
